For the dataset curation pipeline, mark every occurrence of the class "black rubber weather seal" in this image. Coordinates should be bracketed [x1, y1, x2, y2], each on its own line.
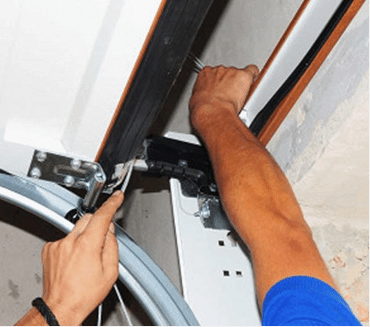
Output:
[0, 169, 12, 176]
[249, 0, 354, 137]
[99, 0, 214, 183]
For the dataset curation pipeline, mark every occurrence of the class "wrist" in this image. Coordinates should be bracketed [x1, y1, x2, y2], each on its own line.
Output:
[15, 307, 48, 326]
[44, 298, 85, 326]
[191, 104, 238, 137]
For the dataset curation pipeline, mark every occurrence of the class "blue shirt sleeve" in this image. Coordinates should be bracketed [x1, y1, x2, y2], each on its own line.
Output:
[262, 276, 361, 326]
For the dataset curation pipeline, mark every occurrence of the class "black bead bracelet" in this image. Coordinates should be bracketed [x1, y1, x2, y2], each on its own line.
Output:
[32, 297, 60, 326]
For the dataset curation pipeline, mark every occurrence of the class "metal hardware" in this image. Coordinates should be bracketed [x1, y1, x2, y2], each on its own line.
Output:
[140, 136, 217, 197]
[196, 195, 233, 230]
[30, 167, 42, 179]
[187, 52, 205, 74]
[27, 150, 106, 214]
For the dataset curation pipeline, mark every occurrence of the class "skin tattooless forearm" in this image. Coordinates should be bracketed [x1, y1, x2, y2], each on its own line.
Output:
[15, 307, 48, 326]
[193, 106, 337, 305]
[195, 109, 309, 236]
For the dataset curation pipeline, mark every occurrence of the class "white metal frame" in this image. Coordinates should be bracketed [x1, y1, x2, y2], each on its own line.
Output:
[167, 132, 261, 326]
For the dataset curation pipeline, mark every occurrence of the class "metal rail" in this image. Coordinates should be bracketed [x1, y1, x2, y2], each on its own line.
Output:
[0, 173, 198, 326]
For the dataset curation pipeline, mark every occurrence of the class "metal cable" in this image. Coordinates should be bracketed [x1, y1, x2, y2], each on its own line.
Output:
[97, 304, 103, 326]
[114, 284, 133, 326]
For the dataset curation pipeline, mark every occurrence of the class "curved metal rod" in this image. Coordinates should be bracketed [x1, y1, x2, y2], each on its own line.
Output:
[0, 173, 198, 326]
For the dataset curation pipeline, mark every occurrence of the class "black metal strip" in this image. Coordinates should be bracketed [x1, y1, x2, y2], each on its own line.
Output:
[249, 0, 354, 136]
[99, 0, 214, 182]
[0, 169, 12, 176]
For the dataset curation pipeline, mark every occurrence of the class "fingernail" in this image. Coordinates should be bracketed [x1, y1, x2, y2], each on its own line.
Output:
[113, 190, 122, 196]
[109, 223, 115, 233]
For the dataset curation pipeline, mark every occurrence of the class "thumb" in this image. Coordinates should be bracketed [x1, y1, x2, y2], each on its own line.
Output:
[244, 64, 259, 80]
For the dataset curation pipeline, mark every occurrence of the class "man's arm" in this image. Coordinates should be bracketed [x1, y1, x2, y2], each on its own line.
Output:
[189, 65, 337, 305]
[15, 191, 124, 326]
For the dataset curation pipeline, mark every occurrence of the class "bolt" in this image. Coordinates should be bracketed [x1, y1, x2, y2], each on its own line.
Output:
[70, 158, 81, 170]
[178, 160, 188, 167]
[30, 167, 41, 179]
[36, 152, 47, 163]
[199, 203, 211, 219]
[95, 172, 105, 182]
[64, 175, 75, 187]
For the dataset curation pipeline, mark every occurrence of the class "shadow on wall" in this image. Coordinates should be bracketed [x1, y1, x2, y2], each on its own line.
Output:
[149, 0, 232, 137]
[0, 200, 64, 243]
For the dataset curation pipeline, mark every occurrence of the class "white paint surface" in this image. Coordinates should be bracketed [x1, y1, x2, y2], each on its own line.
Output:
[168, 132, 261, 326]
[0, 0, 162, 175]
[240, 0, 343, 124]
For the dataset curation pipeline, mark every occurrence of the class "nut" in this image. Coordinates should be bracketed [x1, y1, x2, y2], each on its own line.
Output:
[30, 167, 41, 179]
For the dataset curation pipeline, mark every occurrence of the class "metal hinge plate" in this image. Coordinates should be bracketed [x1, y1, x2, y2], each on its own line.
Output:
[28, 150, 106, 212]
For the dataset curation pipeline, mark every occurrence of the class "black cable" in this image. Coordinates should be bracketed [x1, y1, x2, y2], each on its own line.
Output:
[249, 0, 354, 136]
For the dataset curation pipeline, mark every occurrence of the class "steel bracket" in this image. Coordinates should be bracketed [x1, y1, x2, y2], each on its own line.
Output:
[139, 136, 218, 197]
[196, 194, 233, 230]
[27, 150, 106, 214]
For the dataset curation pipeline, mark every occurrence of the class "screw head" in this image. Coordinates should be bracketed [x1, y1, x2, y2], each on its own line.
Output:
[95, 172, 105, 182]
[199, 204, 211, 219]
[36, 152, 47, 162]
[64, 175, 75, 187]
[70, 158, 82, 170]
[30, 167, 41, 179]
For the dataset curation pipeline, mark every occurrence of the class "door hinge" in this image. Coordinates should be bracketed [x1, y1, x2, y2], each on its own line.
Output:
[28, 150, 106, 216]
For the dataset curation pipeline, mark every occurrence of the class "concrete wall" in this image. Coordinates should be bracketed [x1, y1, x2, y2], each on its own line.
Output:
[126, 0, 368, 323]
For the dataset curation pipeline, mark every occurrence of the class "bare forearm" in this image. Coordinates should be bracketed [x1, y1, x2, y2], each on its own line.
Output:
[194, 108, 306, 232]
[15, 308, 47, 326]
[194, 108, 337, 303]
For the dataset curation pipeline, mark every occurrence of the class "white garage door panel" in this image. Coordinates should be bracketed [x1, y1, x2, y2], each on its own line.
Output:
[240, 0, 343, 125]
[0, 1, 23, 88]
[0, 0, 163, 175]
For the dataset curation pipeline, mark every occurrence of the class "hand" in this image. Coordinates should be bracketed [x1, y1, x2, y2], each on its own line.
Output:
[41, 191, 124, 326]
[189, 65, 259, 130]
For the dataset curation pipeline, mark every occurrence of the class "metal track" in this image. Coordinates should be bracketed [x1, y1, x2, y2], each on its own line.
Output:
[0, 173, 198, 326]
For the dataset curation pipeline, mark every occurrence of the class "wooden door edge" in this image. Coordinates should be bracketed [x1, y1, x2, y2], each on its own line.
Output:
[257, 0, 366, 146]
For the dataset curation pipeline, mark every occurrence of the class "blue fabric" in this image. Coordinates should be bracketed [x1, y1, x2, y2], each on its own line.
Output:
[262, 276, 361, 326]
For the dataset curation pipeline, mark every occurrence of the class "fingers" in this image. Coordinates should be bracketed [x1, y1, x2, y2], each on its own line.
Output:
[84, 191, 124, 246]
[108, 222, 115, 234]
[102, 231, 119, 281]
[244, 64, 259, 80]
[69, 214, 93, 238]
[238, 65, 259, 109]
